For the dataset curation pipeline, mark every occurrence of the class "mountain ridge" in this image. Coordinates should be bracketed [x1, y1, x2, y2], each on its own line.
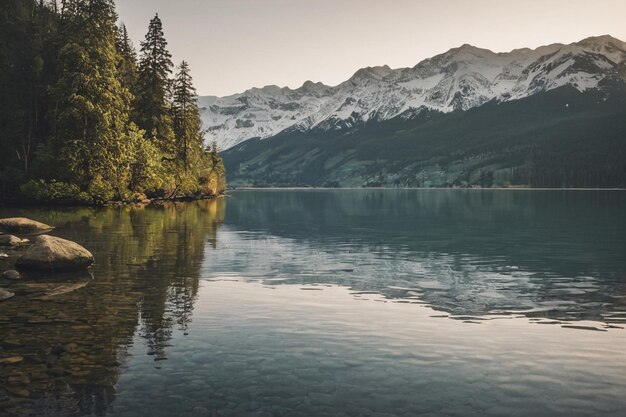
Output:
[200, 35, 626, 150]
[222, 85, 626, 188]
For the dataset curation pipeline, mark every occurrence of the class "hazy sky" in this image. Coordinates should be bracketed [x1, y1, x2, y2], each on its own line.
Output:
[116, 0, 626, 97]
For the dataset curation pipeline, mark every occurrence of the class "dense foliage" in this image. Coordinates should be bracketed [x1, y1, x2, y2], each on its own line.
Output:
[0, 0, 225, 203]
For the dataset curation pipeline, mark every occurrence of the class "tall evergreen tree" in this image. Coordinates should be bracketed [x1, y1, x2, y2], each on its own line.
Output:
[172, 60, 203, 171]
[206, 142, 226, 196]
[115, 23, 137, 97]
[135, 13, 174, 152]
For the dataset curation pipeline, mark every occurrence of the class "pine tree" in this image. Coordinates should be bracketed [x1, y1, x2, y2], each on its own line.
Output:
[206, 142, 226, 196]
[115, 23, 137, 98]
[172, 60, 202, 171]
[135, 14, 175, 153]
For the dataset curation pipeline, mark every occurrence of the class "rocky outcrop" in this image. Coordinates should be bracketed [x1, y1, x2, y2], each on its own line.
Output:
[0, 218, 54, 235]
[15, 235, 94, 271]
[0, 235, 29, 247]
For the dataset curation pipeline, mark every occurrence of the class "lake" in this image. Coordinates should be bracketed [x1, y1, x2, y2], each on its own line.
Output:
[1, 189, 626, 417]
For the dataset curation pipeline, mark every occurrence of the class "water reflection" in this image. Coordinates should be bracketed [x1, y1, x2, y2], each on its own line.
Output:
[207, 190, 626, 325]
[0, 200, 225, 416]
[1, 190, 625, 416]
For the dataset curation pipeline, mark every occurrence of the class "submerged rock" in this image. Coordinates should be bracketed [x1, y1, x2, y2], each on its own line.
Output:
[0, 217, 54, 235]
[7, 374, 30, 386]
[2, 270, 20, 280]
[32, 280, 92, 300]
[0, 235, 29, 247]
[15, 235, 94, 272]
[192, 406, 211, 417]
[0, 288, 15, 301]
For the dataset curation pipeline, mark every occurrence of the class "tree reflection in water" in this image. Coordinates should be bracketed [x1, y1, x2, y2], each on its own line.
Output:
[0, 199, 225, 416]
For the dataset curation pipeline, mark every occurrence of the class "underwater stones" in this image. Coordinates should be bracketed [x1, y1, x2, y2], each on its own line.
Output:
[7, 374, 30, 386]
[34, 280, 92, 300]
[2, 270, 20, 280]
[0, 218, 54, 235]
[0, 235, 29, 247]
[0, 288, 15, 302]
[16, 235, 94, 272]
[0, 356, 23, 365]
[4, 386, 30, 398]
[63, 343, 79, 353]
[191, 406, 211, 417]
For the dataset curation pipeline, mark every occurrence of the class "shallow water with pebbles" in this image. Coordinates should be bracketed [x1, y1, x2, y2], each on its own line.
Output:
[1, 189, 625, 416]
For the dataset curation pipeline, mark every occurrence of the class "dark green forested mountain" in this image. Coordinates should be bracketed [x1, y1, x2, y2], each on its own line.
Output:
[223, 84, 626, 188]
[0, 0, 225, 203]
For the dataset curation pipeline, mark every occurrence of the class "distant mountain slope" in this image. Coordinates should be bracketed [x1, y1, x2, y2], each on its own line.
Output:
[201, 35, 626, 150]
[222, 85, 626, 188]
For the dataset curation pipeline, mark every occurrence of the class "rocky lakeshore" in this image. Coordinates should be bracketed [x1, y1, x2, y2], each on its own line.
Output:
[0, 217, 99, 415]
[0, 217, 94, 303]
[0, 200, 225, 416]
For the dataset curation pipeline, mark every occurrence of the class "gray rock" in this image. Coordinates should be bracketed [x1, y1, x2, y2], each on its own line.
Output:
[0, 217, 54, 234]
[0, 235, 29, 247]
[15, 235, 94, 271]
[2, 270, 20, 280]
[191, 407, 211, 417]
[0, 288, 15, 301]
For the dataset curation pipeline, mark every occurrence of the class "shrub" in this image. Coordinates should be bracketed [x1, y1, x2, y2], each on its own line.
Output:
[86, 177, 115, 204]
[20, 179, 90, 202]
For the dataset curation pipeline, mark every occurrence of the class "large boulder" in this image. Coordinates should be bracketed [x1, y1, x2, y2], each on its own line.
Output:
[2, 270, 20, 280]
[0, 288, 14, 301]
[0, 235, 29, 247]
[15, 235, 94, 271]
[0, 218, 54, 235]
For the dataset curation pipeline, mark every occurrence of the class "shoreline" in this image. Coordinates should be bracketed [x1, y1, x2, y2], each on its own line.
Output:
[1, 187, 623, 208]
[0, 194, 226, 208]
[229, 187, 626, 191]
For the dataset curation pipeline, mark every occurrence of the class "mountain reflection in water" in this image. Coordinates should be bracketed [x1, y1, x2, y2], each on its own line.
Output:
[209, 190, 626, 325]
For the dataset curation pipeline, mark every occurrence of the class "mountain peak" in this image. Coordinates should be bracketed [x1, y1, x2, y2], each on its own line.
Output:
[447, 43, 496, 57]
[573, 35, 626, 63]
[299, 80, 332, 96]
[350, 65, 394, 81]
[301, 80, 328, 89]
[577, 34, 625, 46]
[201, 35, 626, 150]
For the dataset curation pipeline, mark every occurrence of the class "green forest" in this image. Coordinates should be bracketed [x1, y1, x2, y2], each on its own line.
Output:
[0, 0, 226, 204]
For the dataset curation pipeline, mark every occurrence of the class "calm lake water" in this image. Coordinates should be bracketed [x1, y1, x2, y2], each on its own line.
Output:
[1, 189, 626, 417]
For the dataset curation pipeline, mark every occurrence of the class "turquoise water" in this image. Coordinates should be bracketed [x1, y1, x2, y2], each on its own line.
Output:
[1, 190, 626, 416]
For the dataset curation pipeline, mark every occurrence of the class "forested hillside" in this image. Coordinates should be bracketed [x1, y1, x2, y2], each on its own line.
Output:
[223, 85, 626, 188]
[0, 0, 225, 203]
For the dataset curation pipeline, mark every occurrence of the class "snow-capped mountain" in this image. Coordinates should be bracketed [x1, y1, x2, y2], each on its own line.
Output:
[200, 35, 626, 150]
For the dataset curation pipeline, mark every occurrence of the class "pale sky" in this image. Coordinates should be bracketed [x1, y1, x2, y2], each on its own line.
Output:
[116, 0, 626, 97]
